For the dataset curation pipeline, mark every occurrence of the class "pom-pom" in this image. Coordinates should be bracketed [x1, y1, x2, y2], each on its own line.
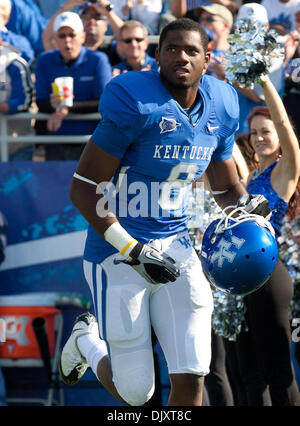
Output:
[224, 18, 284, 88]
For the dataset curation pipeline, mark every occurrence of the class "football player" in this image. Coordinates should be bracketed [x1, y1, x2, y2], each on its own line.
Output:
[58, 18, 267, 406]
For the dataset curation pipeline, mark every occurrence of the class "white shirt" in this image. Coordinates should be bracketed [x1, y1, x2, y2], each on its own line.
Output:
[261, 0, 300, 32]
[111, 0, 163, 34]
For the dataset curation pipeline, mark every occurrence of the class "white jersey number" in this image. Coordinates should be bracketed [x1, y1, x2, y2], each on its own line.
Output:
[159, 162, 199, 210]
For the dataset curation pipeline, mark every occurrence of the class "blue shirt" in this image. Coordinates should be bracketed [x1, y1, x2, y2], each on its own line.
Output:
[5, 56, 33, 114]
[0, 29, 35, 64]
[35, 46, 112, 135]
[7, 0, 48, 57]
[84, 71, 239, 263]
[113, 53, 159, 73]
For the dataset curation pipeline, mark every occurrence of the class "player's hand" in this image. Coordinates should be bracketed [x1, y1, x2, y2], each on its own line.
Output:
[237, 194, 272, 218]
[122, 242, 180, 285]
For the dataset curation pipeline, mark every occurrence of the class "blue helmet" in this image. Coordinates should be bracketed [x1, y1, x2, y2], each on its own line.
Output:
[200, 207, 278, 295]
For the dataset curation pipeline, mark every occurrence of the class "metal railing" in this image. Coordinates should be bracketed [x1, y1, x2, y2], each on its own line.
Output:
[0, 112, 100, 161]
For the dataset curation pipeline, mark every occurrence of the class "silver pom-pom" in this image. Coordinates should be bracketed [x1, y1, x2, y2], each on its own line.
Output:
[212, 291, 248, 341]
[224, 18, 284, 88]
[188, 190, 248, 340]
[278, 215, 300, 318]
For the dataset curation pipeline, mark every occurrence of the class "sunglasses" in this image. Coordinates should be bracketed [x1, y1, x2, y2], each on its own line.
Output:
[57, 33, 77, 39]
[121, 37, 145, 44]
[81, 13, 104, 21]
[199, 17, 222, 23]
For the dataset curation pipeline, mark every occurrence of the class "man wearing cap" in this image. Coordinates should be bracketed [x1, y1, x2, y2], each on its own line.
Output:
[35, 11, 112, 160]
[197, 4, 233, 80]
[171, 0, 238, 18]
[198, 4, 232, 52]
[42, 1, 125, 66]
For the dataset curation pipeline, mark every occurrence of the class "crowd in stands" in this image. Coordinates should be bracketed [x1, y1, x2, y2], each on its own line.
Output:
[0, 0, 299, 406]
[0, 0, 299, 161]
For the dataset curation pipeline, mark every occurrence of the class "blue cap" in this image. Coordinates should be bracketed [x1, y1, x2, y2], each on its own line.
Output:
[78, 3, 98, 15]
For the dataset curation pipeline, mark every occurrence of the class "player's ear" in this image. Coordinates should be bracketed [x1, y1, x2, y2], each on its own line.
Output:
[202, 51, 212, 74]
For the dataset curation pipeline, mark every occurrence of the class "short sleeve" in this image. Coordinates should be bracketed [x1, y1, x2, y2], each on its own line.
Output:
[92, 77, 142, 158]
[211, 133, 235, 161]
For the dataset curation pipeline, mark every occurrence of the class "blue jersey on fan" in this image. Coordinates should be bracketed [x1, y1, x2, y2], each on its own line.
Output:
[84, 70, 239, 263]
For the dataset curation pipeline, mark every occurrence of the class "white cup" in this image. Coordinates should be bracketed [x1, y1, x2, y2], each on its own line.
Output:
[54, 76, 74, 107]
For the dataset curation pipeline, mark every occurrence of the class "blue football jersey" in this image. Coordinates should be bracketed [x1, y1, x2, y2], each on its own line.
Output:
[84, 70, 239, 263]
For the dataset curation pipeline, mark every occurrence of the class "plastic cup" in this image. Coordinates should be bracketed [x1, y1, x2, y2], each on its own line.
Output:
[53, 76, 74, 107]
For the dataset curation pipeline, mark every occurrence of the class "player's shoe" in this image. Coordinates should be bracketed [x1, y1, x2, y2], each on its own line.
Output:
[58, 312, 98, 385]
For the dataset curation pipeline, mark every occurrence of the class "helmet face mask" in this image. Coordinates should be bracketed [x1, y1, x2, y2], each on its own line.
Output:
[200, 210, 278, 296]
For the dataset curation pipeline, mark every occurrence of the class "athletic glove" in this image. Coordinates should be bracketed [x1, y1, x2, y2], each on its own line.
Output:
[237, 194, 272, 218]
[122, 242, 180, 285]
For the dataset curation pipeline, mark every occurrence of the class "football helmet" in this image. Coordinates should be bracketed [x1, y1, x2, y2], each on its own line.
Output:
[200, 206, 278, 295]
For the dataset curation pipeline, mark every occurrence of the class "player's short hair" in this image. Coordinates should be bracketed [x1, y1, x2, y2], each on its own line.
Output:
[159, 18, 209, 53]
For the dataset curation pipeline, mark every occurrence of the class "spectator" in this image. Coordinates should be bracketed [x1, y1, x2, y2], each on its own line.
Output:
[7, 0, 48, 57]
[107, 0, 163, 34]
[0, 0, 35, 64]
[261, 0, 300, 35]
[35, 11, 112, 160]
[42, 1, 125, 66]
[197, 3, 233, 80]
[0, 41, 34, 161]
[112, 20, 159, 76]
[234, 3, 285, 133]
[171, 0, 238, 19]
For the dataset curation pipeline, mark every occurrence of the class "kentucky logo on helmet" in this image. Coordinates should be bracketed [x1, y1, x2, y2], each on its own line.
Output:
[211, 236, 245, 267]
[159, 117, 181, 134]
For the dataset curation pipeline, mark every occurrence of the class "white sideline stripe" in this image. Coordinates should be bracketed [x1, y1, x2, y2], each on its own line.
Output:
[0, 230, 87, 271]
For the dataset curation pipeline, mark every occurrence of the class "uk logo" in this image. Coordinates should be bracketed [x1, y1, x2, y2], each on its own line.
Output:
[211, 236, 245, 267]
[159, 117, 181, 134]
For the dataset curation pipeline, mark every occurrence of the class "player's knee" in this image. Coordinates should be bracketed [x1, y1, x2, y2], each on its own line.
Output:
[114, 367, 155, 406]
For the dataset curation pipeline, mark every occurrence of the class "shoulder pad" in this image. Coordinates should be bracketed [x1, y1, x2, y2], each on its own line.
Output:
[201, 75, 239, 122]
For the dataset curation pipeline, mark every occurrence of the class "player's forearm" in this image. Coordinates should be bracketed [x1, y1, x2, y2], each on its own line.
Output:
[212, 181, 247, 211]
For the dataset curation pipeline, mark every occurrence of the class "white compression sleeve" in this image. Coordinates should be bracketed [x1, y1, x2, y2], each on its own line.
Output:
[104, 222, 138, 258]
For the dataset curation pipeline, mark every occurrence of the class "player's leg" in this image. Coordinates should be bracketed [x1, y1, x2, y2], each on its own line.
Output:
[59, 256, 155, 406]
[58, 310, 126, 404]
[83, 256, 156, 406]
[150, 232, 214, 406]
